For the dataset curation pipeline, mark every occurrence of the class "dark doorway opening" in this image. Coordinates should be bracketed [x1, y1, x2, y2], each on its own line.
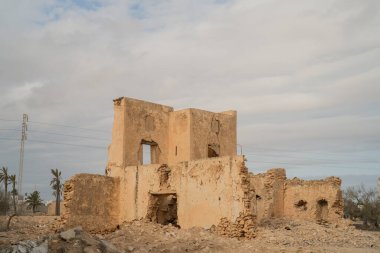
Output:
[146, 193, 178, 226]
[316, 199, 328, 221]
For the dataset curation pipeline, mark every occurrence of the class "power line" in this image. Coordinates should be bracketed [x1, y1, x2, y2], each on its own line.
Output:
[0, 137, 105, 149]
[245, 160, 368, 170]
[241, 146, 380, 159]
[28, 120, 109, 133]
[0, 118, 19, 122]
[27, 139, 106, 149]
[0, 129, 21, 131]
[29, 130, 109, 141]
[0, 117, 109, 133]
[243, 153, 380, 163]
[0, 128, 109, 140]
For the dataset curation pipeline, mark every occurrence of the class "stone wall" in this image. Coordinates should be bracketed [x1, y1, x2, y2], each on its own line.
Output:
[108, 97, 173, 168]
[250, 169, 286, 222]
[188, 109, 237, 161]
[63, 174, 120, 232]
[107, 97, 237, 170]
[107, 156, 250, 229]
[171, 156, 249, 229]
[249, 170, 343, 223]
[283, 177, 343, 222]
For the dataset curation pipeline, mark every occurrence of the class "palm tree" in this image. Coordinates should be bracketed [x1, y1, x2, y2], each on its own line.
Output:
[25, 191, 43, 213]
[0, 167, 10, 214]
[9, 175, 17, 213]
[50, 169, 63, 215]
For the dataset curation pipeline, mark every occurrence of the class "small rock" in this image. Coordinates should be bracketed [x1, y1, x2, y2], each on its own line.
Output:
[31, 240, 48, 253]
[127, 246, 134, 252]
[100, 240, 120, 253]
[84, 246, 99, 253]
[80, 232, 99, 246]
[60, 229, 76, 241]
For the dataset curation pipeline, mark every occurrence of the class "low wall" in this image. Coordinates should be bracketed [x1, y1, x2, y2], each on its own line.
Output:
[63, 174, 120, 232]
[172, 156, 248, 229]
[109, 155, 250, 229]
[283, 177, 343, 222]
[250, 169, 286, 222]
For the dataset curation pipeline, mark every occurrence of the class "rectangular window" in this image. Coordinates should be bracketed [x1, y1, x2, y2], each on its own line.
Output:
[142, 144, 152, 164]
[140, 140, 160, 165]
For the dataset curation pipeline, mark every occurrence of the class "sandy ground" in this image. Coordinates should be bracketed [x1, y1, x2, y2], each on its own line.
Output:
[0, 216, 379, 252]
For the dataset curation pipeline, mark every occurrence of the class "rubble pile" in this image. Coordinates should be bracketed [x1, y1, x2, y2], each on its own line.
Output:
[1, 216, 379, 253]
[215, 213, 256, 239]
[1, 226, 123, 253]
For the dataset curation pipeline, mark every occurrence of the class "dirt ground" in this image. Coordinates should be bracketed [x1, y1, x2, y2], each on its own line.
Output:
[0, 216, 379, 252]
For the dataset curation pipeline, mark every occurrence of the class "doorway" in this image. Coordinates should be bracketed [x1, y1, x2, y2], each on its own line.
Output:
[146, 193, 178, 226]
[316, 199, 328, 221]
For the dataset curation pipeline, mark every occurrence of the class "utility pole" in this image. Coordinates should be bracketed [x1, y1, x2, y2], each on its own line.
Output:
[18, 114, 28, 199]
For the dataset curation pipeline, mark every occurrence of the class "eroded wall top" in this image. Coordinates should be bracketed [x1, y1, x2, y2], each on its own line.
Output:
[107, 97, 237, 168]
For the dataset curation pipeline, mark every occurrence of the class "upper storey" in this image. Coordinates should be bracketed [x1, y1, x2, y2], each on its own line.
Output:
[107, 97, 237, 167]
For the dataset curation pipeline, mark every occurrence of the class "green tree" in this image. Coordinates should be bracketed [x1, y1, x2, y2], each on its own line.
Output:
[6, 175, 17, 230]
[0, 167, 10, 214]
[50, 169, 63, 215]
[25, 191, 43, 213]
[9, 175, 17, 213]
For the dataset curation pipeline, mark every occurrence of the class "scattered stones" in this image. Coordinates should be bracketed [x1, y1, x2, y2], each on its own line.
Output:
[215, 213, 256, 239]
[1, 227, 122, 253]
[1, 217, 380, 253]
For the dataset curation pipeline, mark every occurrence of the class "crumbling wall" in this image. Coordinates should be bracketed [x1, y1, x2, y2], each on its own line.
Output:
[249, 169, 286, 222]
[189, 109, 237, 161]
[108, 97, 174, 168]
[109, 163, 169, 222]
[171, 156, 254, 230]
[107, 97, 237, 169]
[283, 177, 343, 222]
[111, 156, 253, 231]
[63, 174, 120, 232]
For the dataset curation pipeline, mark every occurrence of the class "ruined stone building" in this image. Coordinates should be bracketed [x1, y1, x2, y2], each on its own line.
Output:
[63, 97, 343, 237]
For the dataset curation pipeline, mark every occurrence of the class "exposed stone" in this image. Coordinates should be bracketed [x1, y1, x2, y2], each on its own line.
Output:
[59, 228, 76, 241]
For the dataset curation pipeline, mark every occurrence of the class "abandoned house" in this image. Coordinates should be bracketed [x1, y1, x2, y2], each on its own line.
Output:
[63, 97, 343, 237]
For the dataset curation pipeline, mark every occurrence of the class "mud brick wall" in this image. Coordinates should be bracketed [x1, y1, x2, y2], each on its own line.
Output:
[63, 174, 120, 232]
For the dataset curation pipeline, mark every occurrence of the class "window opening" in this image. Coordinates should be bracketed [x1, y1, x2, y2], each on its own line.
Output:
[140, 140, 159, 165]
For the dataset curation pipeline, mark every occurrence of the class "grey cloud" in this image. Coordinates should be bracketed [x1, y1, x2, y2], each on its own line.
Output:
[0, 0, 379, 200]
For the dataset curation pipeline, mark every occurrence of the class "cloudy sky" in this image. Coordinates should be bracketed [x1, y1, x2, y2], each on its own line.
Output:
[0, 0, 379, 201]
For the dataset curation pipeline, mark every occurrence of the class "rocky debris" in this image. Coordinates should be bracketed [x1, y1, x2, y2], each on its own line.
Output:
[1, 227, 123, 253]
[1, 216, 380, 253]
[0, 240, 47, 253]
[59, 227, 79, 241]
[215, 213, 256, 239]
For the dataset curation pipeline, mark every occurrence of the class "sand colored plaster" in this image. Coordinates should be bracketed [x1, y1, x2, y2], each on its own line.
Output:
[63, 97, 344, 237]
